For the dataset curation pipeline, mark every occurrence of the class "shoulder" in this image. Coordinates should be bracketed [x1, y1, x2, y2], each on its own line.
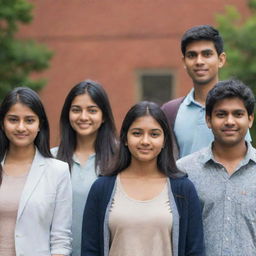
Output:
[169, 176, 200, 207]
[89, 175, 116, 194]
[170, 176, 195, 193]
[44, 157, 70, 178]
[176, 148, 206, 169]
[161, 97, 185, 111]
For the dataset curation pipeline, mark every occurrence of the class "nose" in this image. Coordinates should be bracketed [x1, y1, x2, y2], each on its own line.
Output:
[195, 54, 204, 65]
[140, 134, 150, 145]
[80, 110, 89, 120]
[16, 121, 26, 132]
[225, 114, 235, 126]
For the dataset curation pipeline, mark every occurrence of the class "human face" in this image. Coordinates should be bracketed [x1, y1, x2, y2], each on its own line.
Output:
[126, 115, 164, 164]
[183, 40, 226, 86]
[69, 93, 103, 139]
[206, 98, 254, 148]
[3, 103, 40, 149]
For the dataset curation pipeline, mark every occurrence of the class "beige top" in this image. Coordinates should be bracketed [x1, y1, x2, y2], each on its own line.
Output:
[109, 176, 173, 256]
[0, 171, 28, 256]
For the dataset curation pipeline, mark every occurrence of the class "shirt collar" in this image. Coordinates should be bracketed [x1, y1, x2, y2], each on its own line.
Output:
[184, 88, 204, 108]
[200, 142, 256, 166]
[73, 153, 96, 165]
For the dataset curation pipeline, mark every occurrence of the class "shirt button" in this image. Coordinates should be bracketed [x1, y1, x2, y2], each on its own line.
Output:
[225, 237, 229, 241]
[227, 217, 230, 221]
[227, 196, 231, 200]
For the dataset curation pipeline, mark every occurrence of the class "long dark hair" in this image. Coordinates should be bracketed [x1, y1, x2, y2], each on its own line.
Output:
[108, 101, 184, 178]
[56, 80, 118, 174]
[0, 87, 52, 185]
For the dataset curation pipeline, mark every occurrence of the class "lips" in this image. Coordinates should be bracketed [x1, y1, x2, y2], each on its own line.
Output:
[77, 123, 91, 129]
[221, 129, 238, 135]
[137, 148, 152, 153]
[14, 133, 28, 138]
[194, 69, 208, 76]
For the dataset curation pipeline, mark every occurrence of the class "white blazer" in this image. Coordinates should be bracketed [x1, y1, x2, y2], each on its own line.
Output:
[12, 149, 72, 256]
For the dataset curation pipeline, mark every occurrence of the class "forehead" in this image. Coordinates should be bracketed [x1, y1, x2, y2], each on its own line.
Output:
[6, 102, 37, 116]
[185, 40, 217, 53]
[71, 93, 98, 107]
[129, 115, 162, 129]
[212, 97, 247, 112]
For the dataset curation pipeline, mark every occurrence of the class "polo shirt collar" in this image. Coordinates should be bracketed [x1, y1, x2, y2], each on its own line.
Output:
[184, 88, 204, 107]
[73, 153, 96, 165]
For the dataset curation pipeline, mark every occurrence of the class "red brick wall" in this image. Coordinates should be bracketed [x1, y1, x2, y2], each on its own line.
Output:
[19, 0, 249, 145]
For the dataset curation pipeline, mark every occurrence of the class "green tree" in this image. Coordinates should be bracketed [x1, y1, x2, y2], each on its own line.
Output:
[216, 0, 256, 144]
[0, 0, 53, 99]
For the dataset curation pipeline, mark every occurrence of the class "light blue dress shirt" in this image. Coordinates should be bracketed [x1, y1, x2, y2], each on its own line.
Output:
[174, 89, 251, 158]
[51, 148, 98, 256]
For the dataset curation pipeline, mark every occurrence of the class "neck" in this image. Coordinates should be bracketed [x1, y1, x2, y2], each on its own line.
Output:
[6, 145, 36, 164]
[193, 78, 218, 105]
[75, 135, 96, 164]
[76, 134, 96, 155]
[212, 141, 247, 174]
[124, 158, 163, 178]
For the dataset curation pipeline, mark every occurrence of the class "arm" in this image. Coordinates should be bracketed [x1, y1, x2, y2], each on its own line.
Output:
[50, 163, 72, 256]
[185, 181, 205, 256]
[81, 181, 102, 256]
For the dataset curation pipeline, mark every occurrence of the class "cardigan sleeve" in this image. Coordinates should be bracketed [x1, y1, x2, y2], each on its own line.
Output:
[184, 180, 205, 256]
[81, 180, 102, 256]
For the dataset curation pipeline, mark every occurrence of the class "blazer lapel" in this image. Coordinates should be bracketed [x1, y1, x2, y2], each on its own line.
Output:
[17, 149, 46, 221]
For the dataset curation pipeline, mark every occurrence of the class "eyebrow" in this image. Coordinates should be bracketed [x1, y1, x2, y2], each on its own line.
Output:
[214, 109, 246, 113]
[186, 48, 214, 54]
[71, 105, 99, 108]
[130, 128, 162, 131]
[6, 114, 37, 118]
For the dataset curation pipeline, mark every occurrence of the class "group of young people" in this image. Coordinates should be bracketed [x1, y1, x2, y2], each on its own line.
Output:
[0, 24, 255, 256]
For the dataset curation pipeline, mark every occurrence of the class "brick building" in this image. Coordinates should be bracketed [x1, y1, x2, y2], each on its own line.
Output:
[19, 0, 249, 145]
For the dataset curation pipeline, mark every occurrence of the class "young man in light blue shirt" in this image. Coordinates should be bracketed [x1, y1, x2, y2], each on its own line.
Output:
[162, 25, 226, 158]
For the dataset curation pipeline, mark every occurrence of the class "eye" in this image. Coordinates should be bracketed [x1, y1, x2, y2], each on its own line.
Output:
[202, 50, 213, 57]
[132, 131, 141, 137]
[70, 107, 81, 113]
[151, 132, 161, 138]
[88, 108, 98, 114]
[186, 52, 196, 59]
[25, 118, 35, 124]
[216, 112, 225, 118]
[7, 117, 18, 123]
[234, 112, 244, 118]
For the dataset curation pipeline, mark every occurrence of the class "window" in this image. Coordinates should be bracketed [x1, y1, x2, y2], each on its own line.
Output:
[136, 70, 174, 105]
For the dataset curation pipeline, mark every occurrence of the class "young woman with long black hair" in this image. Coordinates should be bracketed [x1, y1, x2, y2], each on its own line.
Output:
[81, 101, 205, 256]
[52, 80, 118, 256]
[0, 87, 72, 256]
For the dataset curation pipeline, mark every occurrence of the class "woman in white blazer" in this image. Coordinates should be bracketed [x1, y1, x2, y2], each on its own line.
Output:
[0, 87, 72, 256]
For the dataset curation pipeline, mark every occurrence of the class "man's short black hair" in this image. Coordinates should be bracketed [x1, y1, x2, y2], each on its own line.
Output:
[206, 79, 255, 116]
[181, 25, 224, 56]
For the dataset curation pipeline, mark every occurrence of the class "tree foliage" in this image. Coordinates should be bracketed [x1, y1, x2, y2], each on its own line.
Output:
[0, 0, 53, 100]
[216, 0, 256, 143]
[216, 0, 256, 91]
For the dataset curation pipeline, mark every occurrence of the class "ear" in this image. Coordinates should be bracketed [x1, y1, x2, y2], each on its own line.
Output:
[182, 56, 187, 69]
[248, 114, 254, 129]
[218, 52, 226, 68]
[205, 114, 212, 129]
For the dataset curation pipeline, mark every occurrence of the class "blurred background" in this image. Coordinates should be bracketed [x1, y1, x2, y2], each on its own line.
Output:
[1, 0, 255, 146]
